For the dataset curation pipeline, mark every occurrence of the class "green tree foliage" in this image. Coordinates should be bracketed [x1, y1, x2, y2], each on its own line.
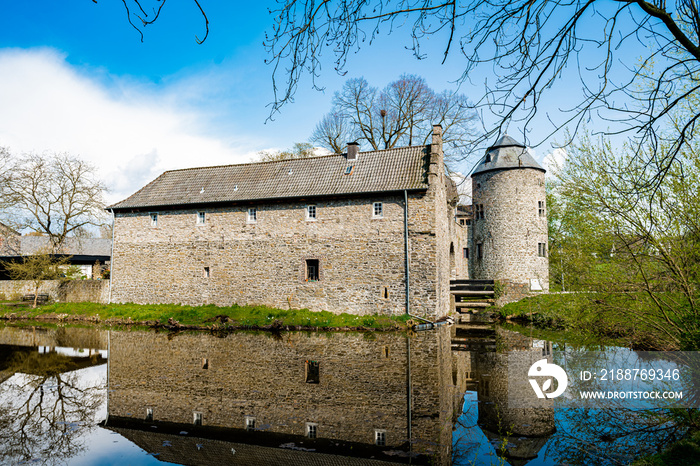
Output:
[552, 132, 700, 349]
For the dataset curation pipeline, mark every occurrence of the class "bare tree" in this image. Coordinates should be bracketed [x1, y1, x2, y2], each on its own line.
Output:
[312, 75, 477, 162]
[261, 0, 700, 183]
[107, 2, 700, 182]
[255, 142, 317, 162]
[6, 153, 107, 250]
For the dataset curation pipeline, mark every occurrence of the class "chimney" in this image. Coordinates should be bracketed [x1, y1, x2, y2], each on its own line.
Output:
[346, 142, 360, 161]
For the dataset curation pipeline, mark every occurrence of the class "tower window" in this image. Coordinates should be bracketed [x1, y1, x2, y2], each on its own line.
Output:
[538, 243, 547, 257]
[203, 267, 210, 278]
[305, 259, 320, 281]
[538, 201, 545, 218]
[476, 243, 483, 260]
[463, 248, 469, 259]
[474, 204, 485, 219]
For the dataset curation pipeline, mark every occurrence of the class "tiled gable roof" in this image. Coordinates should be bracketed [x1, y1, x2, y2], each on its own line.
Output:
[109, 146, 430, 210]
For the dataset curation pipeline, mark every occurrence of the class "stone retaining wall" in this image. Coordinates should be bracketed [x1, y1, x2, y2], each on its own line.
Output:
[0, 279, 110, 303]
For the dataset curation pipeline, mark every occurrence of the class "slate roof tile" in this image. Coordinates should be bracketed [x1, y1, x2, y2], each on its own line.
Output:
[109, 146, 430, 210]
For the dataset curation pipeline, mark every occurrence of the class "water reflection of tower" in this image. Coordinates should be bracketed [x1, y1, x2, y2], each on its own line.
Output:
[452, 323, 555, 466]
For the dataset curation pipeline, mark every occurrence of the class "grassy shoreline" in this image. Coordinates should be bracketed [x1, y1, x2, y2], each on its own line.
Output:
[498, 292, 671, 350]
[0, 302, 411, 331]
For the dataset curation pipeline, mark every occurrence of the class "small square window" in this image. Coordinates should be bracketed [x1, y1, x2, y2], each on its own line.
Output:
[248, 207, 257, 223]
[538, 201, 546, 218]
[306, 204, 316, 220]
[306, 259, 319, 282]
[245, 416, 256, 431]
[306, 422, 318, 438]
[372, 202, 383, 219]
[193, 412, 203, 426]
[463, 248, 469, 259]
[197, 211, 206, 225]
[305, 360, 320, 384]
[375, 429, 386, 446]
[145, 407, 153, 421]
[150, 213, 158, 227]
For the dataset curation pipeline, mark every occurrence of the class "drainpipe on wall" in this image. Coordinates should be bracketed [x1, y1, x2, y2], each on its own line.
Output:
[404, 190, 410, 315]
[108, 209, 114, 305]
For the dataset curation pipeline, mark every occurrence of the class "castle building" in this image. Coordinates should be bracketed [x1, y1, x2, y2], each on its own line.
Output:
[108, 126, 457, 320]
[107, 129, 547, 315]
[469, 135, 549, 295]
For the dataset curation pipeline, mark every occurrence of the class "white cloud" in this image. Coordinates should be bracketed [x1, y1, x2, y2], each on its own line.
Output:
[0, 48, 255, 204]
[543, 147, 567, 176]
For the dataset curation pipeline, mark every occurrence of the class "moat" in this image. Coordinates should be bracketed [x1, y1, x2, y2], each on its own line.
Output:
[0, 320, 690, 465]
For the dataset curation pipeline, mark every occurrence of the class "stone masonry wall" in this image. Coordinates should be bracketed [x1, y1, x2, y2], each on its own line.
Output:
[107, 328, 453, 461]
[112, 191, 451, 320]
[470, 168, 549, 291]
[0, 279, 109, 303]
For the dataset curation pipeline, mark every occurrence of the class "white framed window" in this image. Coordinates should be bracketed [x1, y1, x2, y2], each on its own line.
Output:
[197, 211, 206, 225]
[306, 204, 317, 221]
[306, 422, 318, 438]
[245, 416, 256, 431]
[193, 412, 203, 425]
[248, 207, 257, 223]
[375, 429, 386, 446]
[372, 202, 383, 219]
[149, 212, 158, 227]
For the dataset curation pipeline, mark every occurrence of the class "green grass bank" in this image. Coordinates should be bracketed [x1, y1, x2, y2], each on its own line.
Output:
[499, 292, 677, 350]
[0, 301, 411, 331]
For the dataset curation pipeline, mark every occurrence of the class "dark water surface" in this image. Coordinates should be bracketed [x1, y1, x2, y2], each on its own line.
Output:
[0, 321, 689, 465]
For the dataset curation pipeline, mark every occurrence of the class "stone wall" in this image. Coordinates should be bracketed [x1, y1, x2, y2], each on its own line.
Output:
[0, 279, 109, 303]
[112, 188, 452, 320]
[107, 327, 455, 462]
[470, 168, 549, 292]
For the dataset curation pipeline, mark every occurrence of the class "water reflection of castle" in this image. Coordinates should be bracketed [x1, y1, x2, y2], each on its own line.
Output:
[105, 322, 555, 466]
[105, 327, 457, 465]
[452, 320, 556, 466]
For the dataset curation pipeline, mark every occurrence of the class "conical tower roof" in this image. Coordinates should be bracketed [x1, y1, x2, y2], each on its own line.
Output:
[471, 134, 545, 177]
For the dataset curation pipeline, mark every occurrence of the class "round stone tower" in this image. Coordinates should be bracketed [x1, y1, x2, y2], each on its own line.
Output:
[469, 134, 549, 295]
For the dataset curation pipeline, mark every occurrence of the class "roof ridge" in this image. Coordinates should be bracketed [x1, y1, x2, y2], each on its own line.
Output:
[156, 144, 430, 175]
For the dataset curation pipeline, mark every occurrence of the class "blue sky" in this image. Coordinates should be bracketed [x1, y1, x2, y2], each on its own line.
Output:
[0, 1, 579, 203]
